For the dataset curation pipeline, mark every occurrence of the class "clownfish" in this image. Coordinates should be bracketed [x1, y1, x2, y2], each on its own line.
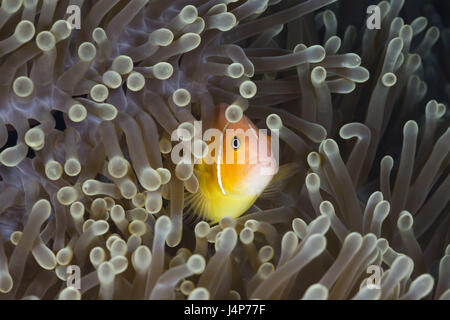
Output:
[185, 103, 293, 224]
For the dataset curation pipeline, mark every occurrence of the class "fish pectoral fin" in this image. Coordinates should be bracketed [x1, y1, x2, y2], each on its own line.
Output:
[260, 162, 301, 199]
[184, 188, 211, 222]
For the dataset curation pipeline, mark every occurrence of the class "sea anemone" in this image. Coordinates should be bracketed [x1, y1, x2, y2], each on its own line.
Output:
[0, 0, 448, 300]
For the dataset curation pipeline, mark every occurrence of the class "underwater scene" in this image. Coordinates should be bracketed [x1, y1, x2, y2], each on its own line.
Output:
[0, 0, 448, 300]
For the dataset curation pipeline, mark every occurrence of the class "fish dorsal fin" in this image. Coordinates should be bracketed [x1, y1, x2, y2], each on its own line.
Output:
[259, 162, 300, 199]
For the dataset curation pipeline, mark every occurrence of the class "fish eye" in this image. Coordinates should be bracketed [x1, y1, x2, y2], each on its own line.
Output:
[231, 136, 240, 150]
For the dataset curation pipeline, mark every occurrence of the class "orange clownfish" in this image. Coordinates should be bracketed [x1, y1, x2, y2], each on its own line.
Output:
[185, 103, 280, 224]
